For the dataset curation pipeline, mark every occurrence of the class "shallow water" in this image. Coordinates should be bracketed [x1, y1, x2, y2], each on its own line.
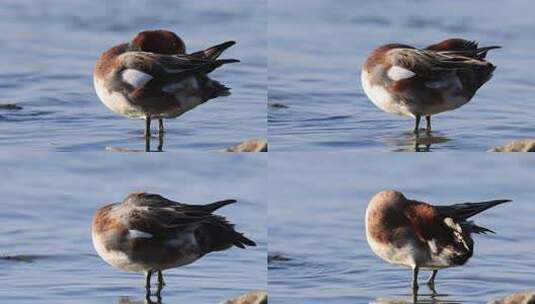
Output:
[0, 153, 267, 303]
[268, 0, 535, 151]
[0, 0, 266, 152]
[268, 153, 535, 303]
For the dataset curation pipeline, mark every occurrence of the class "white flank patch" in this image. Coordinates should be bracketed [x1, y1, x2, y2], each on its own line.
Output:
[387, 66, 416, 81]
[128, 229, 153, 239]
[122, 69, 153, 88]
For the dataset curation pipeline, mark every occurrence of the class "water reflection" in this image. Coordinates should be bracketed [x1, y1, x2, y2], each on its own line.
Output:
[372, 292, 461, 304]
[145, 133, 165, 152]
[117, 296, 161, 304]
[384, 132, 451, 152]
[106, 134, 164, 152]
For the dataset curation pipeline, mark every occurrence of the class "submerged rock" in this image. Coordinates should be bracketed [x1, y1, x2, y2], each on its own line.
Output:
[489, 291, 535, 304]
[268, 252, 291, 263]
[489, 140, 535, 152]
[0, 103, 23, 110]
[269, 103, 289, 109]
[223, 291, 267, 304]
[1, 255, 38, 263]
[225, 139, 267, 152]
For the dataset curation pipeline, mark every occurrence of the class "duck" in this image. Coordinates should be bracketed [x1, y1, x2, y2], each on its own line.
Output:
[365, 190, 510, 293]
[361, 39, 500, 134]
[94, 29, 239, 138]
[91, 192, 256, 298]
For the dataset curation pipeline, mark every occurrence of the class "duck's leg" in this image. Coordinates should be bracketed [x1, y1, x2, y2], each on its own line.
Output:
[145, 270, 153, 296]
[145, 115, 151, 138]
[427, 270, 438, 293]
[425, 115, 432, 134]
[157, 119, 164, 152]
[157, 132, 164, 152]
[157, 270, 166, 289]
[158, 119, 165, 135]
[412, 266, 419, 294]
[145, 116, 151, 152]
[413, 114, 421, 134]
[155, 270, 165, 299]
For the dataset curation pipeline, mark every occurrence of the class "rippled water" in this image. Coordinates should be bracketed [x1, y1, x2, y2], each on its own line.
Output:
[268, 0, 535, 151]
[268, 153, 535, 303]
[0, 0, 266, 152]
[0, 153, 267, 303]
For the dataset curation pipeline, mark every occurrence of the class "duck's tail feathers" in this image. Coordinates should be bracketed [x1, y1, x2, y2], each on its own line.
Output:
[475, 45, 501, 59]
[443, 199, 511, 220]
[202, 199, 237, 213]
[232, 232, 257, 248]
[190, 40, 237, 60]
[472, 224, 496, 235]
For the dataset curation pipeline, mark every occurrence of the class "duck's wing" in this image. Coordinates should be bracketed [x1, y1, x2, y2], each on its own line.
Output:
[195, 215, 256, 250]
[124, 193, 236, 213]
[126, 203, 255, 251]
[175, 199, 238, 213]
[434, 199, 510, 236]
[403, 201, 449, 243]
[118, 51, 238, 89]
[390, 48, 489, 76]
[188, 40, 237, 60]
[403, 201, 472, 260]
[387, 48, 497, 92]
[425, 38, 501, 60]
[125, 203, 210, 239]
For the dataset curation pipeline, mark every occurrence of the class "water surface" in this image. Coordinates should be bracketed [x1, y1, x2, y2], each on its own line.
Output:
[269, 0, 535, 151]
[269, 153, 535, 303]
[0, 0, 266, 152]
[0, 152, 267, 303]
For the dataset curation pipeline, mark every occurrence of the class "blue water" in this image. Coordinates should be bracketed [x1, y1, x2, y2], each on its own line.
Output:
[268, 153, 535, 303]
[268, 0, 535, 151]
[0, 0, 266, 152]
[0, 153, 267, 303]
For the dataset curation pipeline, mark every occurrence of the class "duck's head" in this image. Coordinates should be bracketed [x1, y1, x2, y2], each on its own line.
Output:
[128, 29, 186, 54]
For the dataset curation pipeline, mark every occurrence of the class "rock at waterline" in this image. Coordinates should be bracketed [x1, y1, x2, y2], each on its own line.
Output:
[489, 139, 535, 152]
[223, 291, 267, 304]
[488, 291, 535, 304]
[225, 139, 267, 152]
